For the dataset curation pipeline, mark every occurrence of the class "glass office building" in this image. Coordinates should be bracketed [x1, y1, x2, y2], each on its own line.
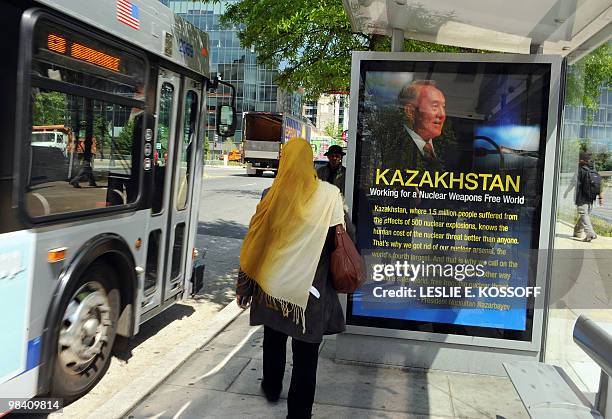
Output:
[563, 83, 612, 156]
[161, 0, 287, 145]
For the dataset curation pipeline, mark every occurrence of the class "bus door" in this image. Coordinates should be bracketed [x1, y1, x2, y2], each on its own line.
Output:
[141, 69, 181, 313]
[163, 77, 201, 302]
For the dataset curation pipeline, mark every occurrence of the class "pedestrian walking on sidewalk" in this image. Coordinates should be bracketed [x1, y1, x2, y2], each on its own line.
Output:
[236, 137, 346, 419]
[564, 151, 604, 242]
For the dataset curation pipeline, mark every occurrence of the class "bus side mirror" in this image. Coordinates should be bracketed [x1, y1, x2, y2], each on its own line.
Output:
[216, 104, 236, 138]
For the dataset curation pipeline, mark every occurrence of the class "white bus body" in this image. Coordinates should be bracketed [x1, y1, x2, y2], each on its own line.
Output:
[0, 0, 233, 407]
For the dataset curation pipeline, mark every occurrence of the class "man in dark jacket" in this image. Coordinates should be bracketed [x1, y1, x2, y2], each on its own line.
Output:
[564, 151, 605, 242]
[316, 145, 346, 194]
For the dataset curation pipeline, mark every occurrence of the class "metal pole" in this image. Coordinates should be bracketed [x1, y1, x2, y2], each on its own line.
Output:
[573, 315, 612, 417]
[573, 315, 612, 379]
[595, 370, 609, 417]
[391, 28, 404, 52]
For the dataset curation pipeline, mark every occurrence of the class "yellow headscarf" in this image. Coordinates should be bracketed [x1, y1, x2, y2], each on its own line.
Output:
[239, 137, 344, 331]
[240, 137, 318, 281]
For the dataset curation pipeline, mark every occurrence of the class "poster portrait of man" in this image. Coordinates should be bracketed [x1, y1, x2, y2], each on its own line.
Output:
[398, 80, 446, 171]
[348, 57, 558, 340]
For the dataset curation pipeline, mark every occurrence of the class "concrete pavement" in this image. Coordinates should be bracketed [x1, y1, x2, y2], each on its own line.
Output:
[197, 166, 273, 308]
[545, 221, 612, 396]
[87, 303, 245, 419]
[54, 169, 611, 418]
[117, 220, 611, 418]
[52, 167, 272, 418]
[128, 311, 529, 418]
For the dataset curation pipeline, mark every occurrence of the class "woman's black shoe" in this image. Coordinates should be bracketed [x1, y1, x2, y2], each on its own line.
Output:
[260, 381, 281, 403]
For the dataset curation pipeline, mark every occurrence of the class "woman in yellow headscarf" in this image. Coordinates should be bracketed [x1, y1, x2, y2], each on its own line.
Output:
[236, 137, 346, 418]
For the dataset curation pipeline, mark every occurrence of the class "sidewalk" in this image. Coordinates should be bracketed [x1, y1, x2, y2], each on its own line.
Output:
[128, 310, 528, 418]
[51, 298, 224, 418]
[545, 221, 612, 395]
[553, 220, 612, 250]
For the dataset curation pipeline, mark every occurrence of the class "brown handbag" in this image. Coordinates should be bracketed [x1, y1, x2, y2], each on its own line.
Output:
[330, 224, 366, 293]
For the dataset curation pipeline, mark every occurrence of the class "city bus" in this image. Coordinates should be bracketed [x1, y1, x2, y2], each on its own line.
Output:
[0, 0, 236, 404]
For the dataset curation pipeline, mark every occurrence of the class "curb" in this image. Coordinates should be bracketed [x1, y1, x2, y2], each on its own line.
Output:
[87, 302, 244, 419]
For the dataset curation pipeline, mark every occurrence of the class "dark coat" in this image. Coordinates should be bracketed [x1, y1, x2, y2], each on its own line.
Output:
[401, 131, 445, 172]
[573, 164, 598, 206]
[235, 188, 346, 344]
[317, 164, 346, 195]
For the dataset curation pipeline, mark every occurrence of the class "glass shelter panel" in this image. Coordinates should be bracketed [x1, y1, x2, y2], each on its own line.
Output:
[347, 58, 554, 342]
[546, 43, 612, 392]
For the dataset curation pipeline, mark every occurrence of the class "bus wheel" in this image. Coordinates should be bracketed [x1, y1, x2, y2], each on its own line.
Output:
[50, 263, 120, 402]
[255, 170, 263, 177]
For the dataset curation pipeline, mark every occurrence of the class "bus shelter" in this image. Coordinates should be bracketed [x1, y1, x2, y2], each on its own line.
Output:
[339, 0, 612, 380]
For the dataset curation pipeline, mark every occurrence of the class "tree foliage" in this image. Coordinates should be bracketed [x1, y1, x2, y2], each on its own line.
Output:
[323, 122, 343, 141]
[204, 0, 469, 98]
[115, 119, 134, 155]
[94, 116, 112, 159]
[33, 91, 67, 125]
[566, 42, 612, 112]
[223, 138, 235, 153]
[203, 135, 211, 160]
[204, 0, 609, 106]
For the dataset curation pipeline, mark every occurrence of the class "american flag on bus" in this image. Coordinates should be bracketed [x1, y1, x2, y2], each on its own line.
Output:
[117, 0, 140, 30]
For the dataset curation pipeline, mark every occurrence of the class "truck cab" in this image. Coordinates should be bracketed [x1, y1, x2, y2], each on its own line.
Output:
[242, 112, 314, 177]
[242, 112, 283, 177]
[31, 126, 71, 157]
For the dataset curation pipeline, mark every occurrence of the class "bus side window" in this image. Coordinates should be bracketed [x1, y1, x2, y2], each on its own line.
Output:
[152, 83, 175, 214]
[28, 90, 142, 216]
[176, 90, 198, 211]
[25, 20, 146, 219]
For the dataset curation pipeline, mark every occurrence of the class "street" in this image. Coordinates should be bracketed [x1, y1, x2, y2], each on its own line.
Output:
[195, 166, 274, 307]
[52, 166, 273, 418]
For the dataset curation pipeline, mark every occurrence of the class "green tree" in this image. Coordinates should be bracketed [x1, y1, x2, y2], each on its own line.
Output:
[205, 0, 611, 104]
[323, 122, 343, 141]
[223, 138, 235, 154]
[566, 43, 612, 112]
[115, 119, 134, 156]
[157, 122, 170, 158]
[203, 135, 211, 161]
[33, 91, 67, 125]
[94, 116, 111, 159]
[593, 151, 612, 172]
[203, 0, 472, 98]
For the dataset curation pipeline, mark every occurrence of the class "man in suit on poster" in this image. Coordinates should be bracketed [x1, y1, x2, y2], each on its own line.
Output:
[396, 80, 458, 250]
[398, 80, 447, 171]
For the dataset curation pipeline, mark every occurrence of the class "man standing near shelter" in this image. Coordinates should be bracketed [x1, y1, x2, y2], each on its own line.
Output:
[317, 145, 346, 195]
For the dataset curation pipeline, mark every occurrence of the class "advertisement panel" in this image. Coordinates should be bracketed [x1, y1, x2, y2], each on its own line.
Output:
[348, 56, 561, 341]
[0, 231, 34, 384]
